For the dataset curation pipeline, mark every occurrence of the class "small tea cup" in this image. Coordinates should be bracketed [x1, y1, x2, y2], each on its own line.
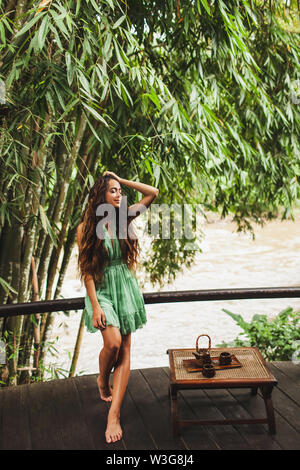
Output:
[202, 363, 215, 378]
[219, 351, 232, 365]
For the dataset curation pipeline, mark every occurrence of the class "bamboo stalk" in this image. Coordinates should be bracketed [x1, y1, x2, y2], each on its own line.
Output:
[53, 228, 77, 299]
[4, 222, 24, 386]
[45, 150, 99, 373]
[37, 123, 70, 293]
[17, 114, 52, 382]
[37, 162, 67, 298]
[31, 256, 41, 381]
[1, 129, 31, 384]
[19, 114, 50, 303]
[69, 310, 85, 378]
[0, 220, 12, 306]
[31, 110, 55, 278]
[45, 145, 98, 345]
[39, 116, 88, 363]
[13, 0, 30, 31]
[41, 114, 87, 344]
[37, 197, 67, 307]
[46, 138, 90, 302]
[18, 315, 33, 384]
[35, 125, 88, 284]
[54, 149, 99, 299]
[18, 256, 41, 383]
[50, 142, 88, 298]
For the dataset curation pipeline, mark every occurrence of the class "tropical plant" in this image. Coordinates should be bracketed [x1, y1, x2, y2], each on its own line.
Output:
[217, 307, 300, 361]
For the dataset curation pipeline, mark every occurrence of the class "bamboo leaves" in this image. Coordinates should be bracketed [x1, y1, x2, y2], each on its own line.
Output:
[65, 51, 73, 85]
[37, 14, 50, 49]
[112, 14, 126, 29]
[199, 0, 212, 16]
[0, 277, 18, 297]
[82, 102, 108, 126]
[39, 205, 57, 247]
[14, 11, 46, 38]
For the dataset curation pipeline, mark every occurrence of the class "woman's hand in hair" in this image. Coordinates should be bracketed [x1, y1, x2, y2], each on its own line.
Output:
[92, 304, 106, 330]
[103, 171, 120, 182]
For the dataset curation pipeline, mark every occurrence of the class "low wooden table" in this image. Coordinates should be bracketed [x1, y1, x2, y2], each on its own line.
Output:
[167, 347, 278, 436]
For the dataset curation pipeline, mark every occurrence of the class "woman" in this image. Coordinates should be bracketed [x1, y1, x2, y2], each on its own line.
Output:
[77, 171, 159, 444]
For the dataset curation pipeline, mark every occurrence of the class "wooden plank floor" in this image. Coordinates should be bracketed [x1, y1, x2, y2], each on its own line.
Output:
[0, 362, 299, 450]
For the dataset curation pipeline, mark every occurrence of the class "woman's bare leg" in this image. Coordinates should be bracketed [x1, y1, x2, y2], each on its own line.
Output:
[105, 333, 131, 443]
[98, 326, 122, 402]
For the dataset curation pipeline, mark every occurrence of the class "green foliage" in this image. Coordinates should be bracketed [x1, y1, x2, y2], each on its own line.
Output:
[32, 336, 86, 382]
[0, 276, 18, 297]
[217, 307, 300, 361]
[0, 0, 299, 242]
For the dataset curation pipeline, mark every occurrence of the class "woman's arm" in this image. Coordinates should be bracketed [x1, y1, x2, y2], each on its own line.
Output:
[120, 177, 159, 200]
[76, 224, 106, 329]
[122, 178, 159, 219]
[103, 171, 159, 214]
[83, 274, 102, 308]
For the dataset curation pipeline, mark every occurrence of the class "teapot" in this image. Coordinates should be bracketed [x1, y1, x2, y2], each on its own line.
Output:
[193, 334, 212, 366]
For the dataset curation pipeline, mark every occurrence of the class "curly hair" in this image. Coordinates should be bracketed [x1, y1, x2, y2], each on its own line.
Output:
[77, 174, 140, 286]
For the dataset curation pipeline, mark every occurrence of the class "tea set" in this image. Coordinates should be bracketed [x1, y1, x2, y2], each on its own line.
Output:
[193, 334, 232, 378]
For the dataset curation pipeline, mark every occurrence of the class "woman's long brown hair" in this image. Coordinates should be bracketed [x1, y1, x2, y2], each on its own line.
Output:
[77, 175, 140, 286]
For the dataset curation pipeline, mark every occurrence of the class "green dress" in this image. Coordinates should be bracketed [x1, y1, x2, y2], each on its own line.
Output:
[83, 224, 147, 335]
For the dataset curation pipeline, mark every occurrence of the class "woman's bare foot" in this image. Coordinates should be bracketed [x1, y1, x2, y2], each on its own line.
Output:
[97, 375, 112, 402]
[105, 411, 122, 443]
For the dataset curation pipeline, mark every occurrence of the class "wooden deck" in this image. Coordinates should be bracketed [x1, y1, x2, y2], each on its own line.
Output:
[0, 362, 299, 450]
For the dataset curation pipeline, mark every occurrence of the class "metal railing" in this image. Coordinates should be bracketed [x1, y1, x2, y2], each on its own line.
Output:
[1, 286, 300, 318]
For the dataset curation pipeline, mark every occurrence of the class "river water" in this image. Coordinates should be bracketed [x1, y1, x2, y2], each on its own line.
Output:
[49, 211, 300, 376]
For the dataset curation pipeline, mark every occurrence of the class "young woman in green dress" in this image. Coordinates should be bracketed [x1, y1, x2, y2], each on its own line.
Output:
[77, 171, 159, 444]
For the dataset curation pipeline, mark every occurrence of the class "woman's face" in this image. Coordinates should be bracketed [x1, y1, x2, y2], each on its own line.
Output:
[105, 178, 122, 209]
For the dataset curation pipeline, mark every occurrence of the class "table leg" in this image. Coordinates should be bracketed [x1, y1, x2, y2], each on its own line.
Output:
[260, 385, 276, 434]
[170, 385, 180, 437]
[251, 386, 258, 395]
